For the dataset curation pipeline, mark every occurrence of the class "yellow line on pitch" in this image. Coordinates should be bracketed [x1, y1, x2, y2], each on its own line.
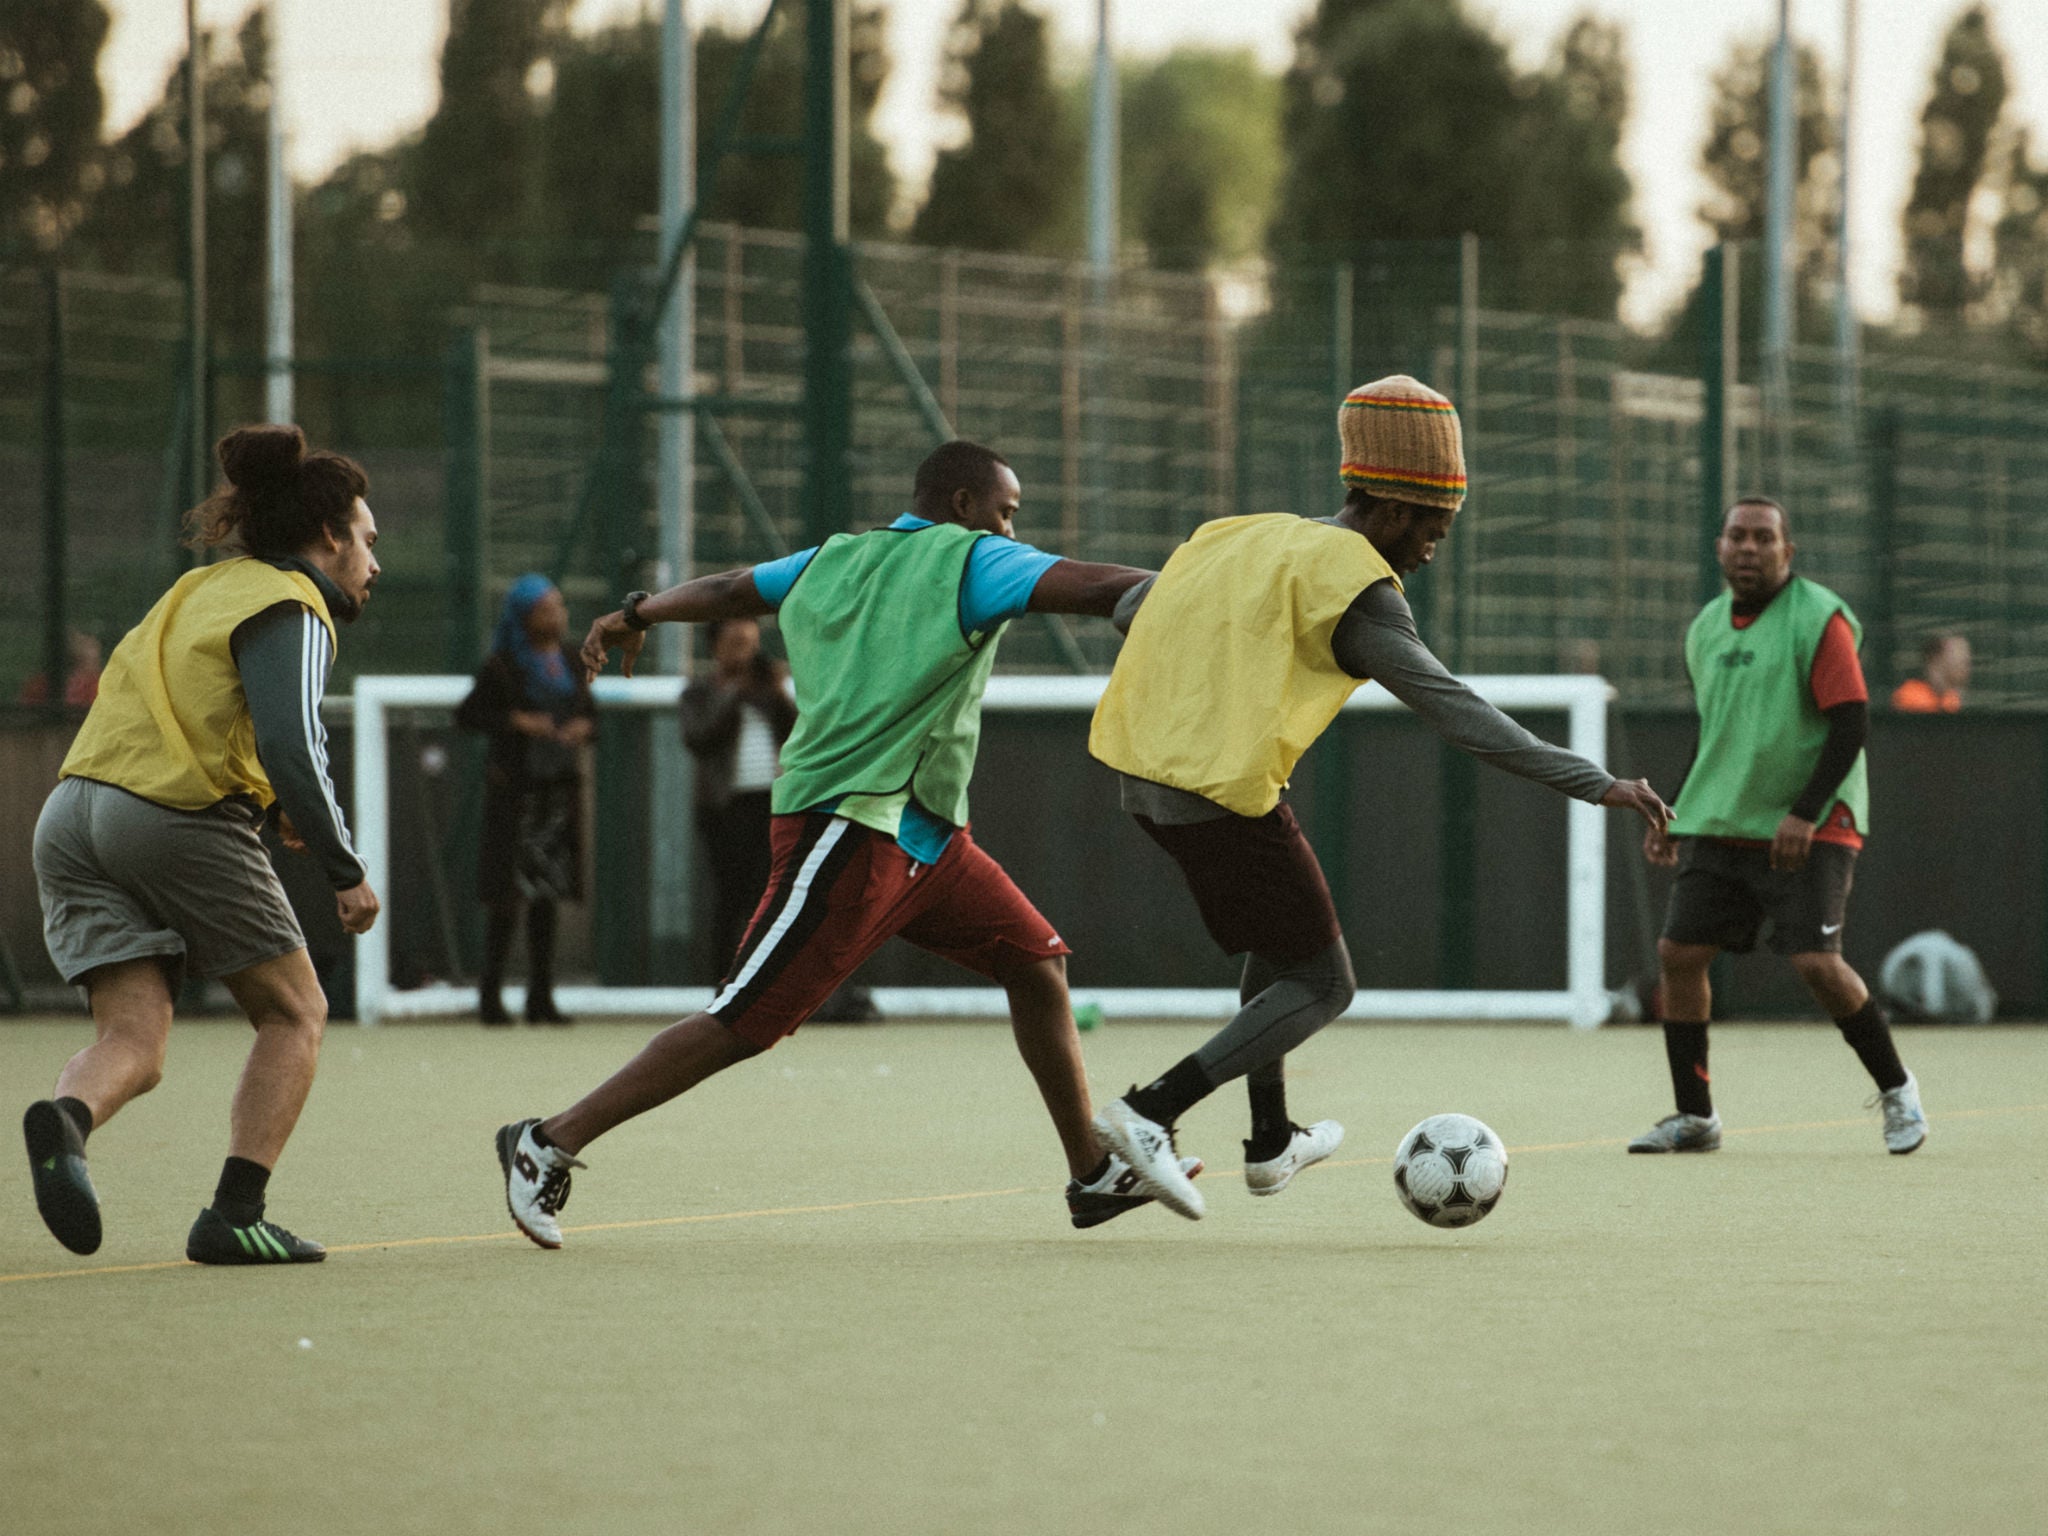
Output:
[6, 1103, 2044, 1286]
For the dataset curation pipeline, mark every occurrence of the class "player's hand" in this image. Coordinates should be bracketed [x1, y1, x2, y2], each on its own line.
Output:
[277, 812, 307, 855]
[336, 880, 380, 935]
[1601, 777, 1672, 833]
[1770, 813, 1815, 872]
[580, 611, 646, 681]
[555, 716, 595, 747]
[1642, 821, 1680, 867]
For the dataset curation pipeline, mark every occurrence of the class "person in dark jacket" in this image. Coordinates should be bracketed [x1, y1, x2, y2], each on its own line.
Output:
[457, 575, 596, 1024]
[681, 616, 797, 973]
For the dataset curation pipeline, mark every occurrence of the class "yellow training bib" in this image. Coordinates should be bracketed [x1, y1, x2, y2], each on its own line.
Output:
[1090, 515, 1398, 817]
[62, 559, 335, 810]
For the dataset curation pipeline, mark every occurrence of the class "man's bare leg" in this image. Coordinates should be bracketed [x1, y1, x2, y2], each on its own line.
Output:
[54, 958, 177, 1127]
[220, 949, 329, 1169]
[540, 1013, 755, 1157]
[997, 955, 1100, 1179]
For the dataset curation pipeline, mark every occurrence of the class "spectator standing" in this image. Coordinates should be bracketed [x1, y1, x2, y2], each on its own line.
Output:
[19, 630, 104, 707]
[681, 617, 797, 974]
[456, 575, 596, 1024]
[1891, 632, 1969, 712]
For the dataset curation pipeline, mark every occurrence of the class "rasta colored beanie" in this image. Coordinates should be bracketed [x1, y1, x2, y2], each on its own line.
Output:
[1338, 375, 1467, 511]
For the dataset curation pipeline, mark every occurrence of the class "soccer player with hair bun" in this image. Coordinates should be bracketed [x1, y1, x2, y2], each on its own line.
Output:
[1633, 496, 1926, 1155]
[22, 424, 382, 1265]
[1087, 376, 1672, 1219]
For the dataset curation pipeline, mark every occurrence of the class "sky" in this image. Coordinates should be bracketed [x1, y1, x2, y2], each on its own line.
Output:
[95, 0, 2048, 329]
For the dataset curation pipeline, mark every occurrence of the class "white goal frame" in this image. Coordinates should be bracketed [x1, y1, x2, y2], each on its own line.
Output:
[349, 673, 1611, 1027]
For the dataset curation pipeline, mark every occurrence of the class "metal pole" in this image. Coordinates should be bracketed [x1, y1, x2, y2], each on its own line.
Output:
[658, 0, 695, 663]
[1762, 0, 1794, 470]
[185, 0, 208, 507]
[800, 0, 852, 546]
[1700, 242, 1740, 604]
[264, 0, 293, 425]
[41, 268, 68, 711]
[651, 0, 698, 977]
[1086, 0, 1117, 274]
[1834, 0, 1859, 445]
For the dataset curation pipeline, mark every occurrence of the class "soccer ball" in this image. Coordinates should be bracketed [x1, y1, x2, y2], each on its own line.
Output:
[1392, 1113, 1508, 1229]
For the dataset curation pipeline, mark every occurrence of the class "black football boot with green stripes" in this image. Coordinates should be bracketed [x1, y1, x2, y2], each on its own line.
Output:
[24, 1100, 102, 1255]
[186, 1207, 326, 1265]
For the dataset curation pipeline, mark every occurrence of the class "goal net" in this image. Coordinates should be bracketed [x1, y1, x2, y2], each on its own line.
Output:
[347, 673, 1613, 1027]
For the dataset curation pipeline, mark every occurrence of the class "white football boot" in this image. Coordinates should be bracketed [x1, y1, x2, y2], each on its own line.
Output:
[1244, 1119, 1344, 1196]
[496, 1118, 586, 1249]
[1092, 1097, 1205, 1219]
[1873, 1072, 1927, 1154]
[1067, 1153, 1205, 1229]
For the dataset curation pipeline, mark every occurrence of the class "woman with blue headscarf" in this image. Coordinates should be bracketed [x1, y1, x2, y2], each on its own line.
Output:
[456, 575, 596, 1023]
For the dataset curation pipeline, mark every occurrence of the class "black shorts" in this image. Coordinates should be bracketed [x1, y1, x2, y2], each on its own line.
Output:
[1133, 803, 1342, 964]
[1661, 838, 1858, 956]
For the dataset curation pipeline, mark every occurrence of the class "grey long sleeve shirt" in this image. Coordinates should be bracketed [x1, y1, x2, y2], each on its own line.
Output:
[231, 568, 368, 890]
[1112, 565, 1615, 824]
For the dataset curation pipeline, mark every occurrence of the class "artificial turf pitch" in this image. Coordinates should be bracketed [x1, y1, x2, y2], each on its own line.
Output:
[4, 1016, 2044, 1535]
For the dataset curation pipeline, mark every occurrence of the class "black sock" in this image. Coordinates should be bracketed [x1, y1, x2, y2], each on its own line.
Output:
[1245, 1073, 1293, 1160]
[529, 1123, 556, 1149]
[211, 1156, 272, 1226]
[1123, 1057, 1212, 1130]
[1078, 1154, 1111, 1185]
[55, 1097, 93, 1144]
[1834, 998, 1908, 1092]
[1662, 1021, 1714, 1117]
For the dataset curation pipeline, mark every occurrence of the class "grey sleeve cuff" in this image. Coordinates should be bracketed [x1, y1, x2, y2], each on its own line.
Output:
[235, 605, 368, 890]
[1112, 574, 1157, 636]
[1333, 582, 1615, 803]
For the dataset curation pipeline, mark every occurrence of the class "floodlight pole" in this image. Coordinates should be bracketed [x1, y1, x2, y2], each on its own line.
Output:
[264, 0, 293, 425]
[1086, 0, 1117, 275]
[1761, 0, 1795, 475]
[799, 0, 852, 546]
[650, 0, 699, 973]
[1834, 0, 1859, 444]
[185, 0, 208, 508]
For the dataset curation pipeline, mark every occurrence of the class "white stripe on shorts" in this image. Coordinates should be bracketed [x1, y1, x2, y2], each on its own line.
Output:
[709, 816, 850, 1012]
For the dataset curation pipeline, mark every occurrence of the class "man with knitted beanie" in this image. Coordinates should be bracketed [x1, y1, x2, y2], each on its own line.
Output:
[1086, 375, 1673, 1219]
[1632, 496, 1927, 1156]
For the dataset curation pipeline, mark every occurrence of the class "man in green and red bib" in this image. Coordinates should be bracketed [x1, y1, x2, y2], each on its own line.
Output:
[1634, 496, 1927, 1155]
[494, 441, 1184, 1246]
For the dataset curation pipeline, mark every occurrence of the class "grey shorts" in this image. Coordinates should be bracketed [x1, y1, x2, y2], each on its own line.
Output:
[34, 776, 306, 987]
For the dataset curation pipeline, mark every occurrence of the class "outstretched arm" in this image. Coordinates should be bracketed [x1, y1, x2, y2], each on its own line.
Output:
[1335, 581, 1670, 830]
[580, 568, 772, 681]
[1026, 559, 1155, 620]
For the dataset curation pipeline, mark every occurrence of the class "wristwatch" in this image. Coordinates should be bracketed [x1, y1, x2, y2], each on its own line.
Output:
[621, 591, 654, 631]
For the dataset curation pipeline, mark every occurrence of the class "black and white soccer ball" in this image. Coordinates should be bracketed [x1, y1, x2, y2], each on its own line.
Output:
[1392, 1113, 1508, 1229]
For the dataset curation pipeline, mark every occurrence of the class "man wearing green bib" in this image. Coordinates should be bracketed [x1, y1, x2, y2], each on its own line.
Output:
[494, 442, 1179, 1247]
[1635, 497, 1927, 1155]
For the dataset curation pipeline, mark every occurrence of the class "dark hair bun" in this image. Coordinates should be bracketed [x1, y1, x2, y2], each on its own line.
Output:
[216, 424, 306, 496]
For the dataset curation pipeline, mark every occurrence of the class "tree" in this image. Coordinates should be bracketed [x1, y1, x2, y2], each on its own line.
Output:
[1114, 48, 1281, 271]
[1898, 5, 2007, 324]
[912, 0, 1081, 256]
[529, 4, 898, 269]
[67, 10, 270, 351]
[1695, 34, 1839, 336]
[0, 0, 108, 256]
[1988, 131, 2048, 357]
[1269, 0, 1637, 318]
[409, 0, 567, 261]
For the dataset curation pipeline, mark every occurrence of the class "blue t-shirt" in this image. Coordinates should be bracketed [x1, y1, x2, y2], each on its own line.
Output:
[749, 514, 1062, 863]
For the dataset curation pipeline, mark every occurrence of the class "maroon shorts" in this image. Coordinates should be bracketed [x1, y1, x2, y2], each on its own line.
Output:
[1134, 803, 1341, 964]
[707, 813, 1072, 1051]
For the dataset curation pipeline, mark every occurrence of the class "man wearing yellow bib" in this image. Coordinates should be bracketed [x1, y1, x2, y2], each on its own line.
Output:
[23, 426, 382, 1265]
[1087, 376, 1671, 1218]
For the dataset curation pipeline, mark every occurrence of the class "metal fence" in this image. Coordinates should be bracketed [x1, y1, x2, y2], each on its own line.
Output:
[6, 233, 2048, 702]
